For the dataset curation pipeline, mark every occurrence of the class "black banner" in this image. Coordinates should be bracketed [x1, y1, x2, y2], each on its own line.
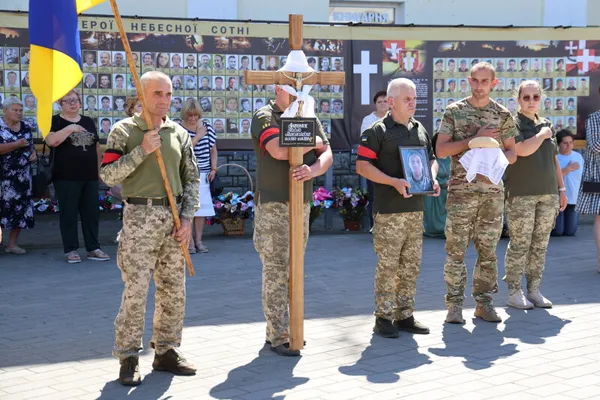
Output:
[0, 12, 598, 150]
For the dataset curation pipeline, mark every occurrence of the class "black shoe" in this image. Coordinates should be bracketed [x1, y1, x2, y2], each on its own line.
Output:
[394, 315, 430, 334]
[373, 317, 399, 338]
[152, 349, 196, 375]
[270, 342, 301, 357]
[265, 340, 306, 346]
[119, 356, 141, 386]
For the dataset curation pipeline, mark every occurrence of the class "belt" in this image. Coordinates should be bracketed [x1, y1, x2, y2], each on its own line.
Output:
[126, 195, 182, 206]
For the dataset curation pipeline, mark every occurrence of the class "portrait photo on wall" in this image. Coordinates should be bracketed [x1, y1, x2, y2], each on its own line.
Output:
[398, 146, 435, 195]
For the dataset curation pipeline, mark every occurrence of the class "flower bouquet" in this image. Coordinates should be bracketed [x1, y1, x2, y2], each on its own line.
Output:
[310, 187, 334, 228]
[332, 187, 369, 231]
[213, 191, 255, 236]
[33, 198, 59, 213]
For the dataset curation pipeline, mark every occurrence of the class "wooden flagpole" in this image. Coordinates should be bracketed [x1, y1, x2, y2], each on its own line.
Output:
[108, 0, 195, 276]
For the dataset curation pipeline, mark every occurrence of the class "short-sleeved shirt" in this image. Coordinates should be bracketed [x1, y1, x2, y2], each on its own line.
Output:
[506, 113, 558, 197]
[251, 101, 329, 204]
[357, 112, 435, 214]
[183, 121, 216, 173]
[438, 98, 517, 188]
[49, 114, 100, 182]
[557, 151, 584, 204]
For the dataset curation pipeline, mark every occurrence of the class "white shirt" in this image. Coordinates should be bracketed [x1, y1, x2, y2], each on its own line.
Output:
[360, 112, 383, 134]
[557, 151, 584, 205]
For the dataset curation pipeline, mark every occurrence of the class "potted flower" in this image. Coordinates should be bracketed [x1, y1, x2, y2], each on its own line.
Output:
[310, 187, 334, 229]
[213, 191, 255, 236]
[332, 187, 369, 231]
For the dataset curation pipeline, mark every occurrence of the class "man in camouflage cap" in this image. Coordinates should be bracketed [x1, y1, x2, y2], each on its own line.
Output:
[100, 71, 200, 385]
[251, 85, 333, 356]
[357, 78, 440, 338]
[436, 62, 517, 324]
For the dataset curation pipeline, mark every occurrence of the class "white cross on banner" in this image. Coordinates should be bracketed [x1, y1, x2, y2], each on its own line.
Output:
[565, 41, 578, 55]
[386, 42, 402, 60]
[353, 50, 378, 105]
[577, 49, 596, 73]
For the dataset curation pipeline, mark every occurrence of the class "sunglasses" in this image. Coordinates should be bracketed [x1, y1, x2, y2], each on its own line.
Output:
[522, 95, 541, 102]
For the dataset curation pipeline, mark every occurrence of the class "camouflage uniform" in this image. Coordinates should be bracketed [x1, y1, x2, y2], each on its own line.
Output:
[372, 212, 424, 320]
[357, 113, 434, 321]
[504, 114, 559, 293]
[251, 100, 329, 347]
[438, 98, 517, 307]
[100, 115, 199, 359]
[253, 202, 310, 346]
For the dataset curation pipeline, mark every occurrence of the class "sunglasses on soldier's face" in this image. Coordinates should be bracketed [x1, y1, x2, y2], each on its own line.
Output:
[522, 95, 541, 102]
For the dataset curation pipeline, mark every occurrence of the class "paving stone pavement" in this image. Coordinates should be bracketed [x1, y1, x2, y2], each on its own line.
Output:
[1, 222, 599, 399]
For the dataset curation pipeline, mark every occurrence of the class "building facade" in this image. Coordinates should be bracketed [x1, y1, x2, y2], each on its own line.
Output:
[2, 0, 598, 26]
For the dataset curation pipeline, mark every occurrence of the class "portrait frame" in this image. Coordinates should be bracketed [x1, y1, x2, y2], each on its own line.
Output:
[398, 146, 435, 195]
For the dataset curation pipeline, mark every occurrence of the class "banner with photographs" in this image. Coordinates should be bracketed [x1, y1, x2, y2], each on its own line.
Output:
[0, 12, 599, 150]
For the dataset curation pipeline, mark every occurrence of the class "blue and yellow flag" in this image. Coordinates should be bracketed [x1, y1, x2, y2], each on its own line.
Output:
[29, 0, 105, 137]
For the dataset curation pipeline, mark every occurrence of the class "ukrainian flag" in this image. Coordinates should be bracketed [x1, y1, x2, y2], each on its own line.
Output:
[29, 0, 105, 137]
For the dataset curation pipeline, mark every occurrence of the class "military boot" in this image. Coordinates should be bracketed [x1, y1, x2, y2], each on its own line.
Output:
[394, 315, 430, 334]
[474, 303, 502, 323]
[373, 317, 399, 338]
[270, 342, 301, 357]
[119, 356, 141, 386]
[152, 349, 196, 375]
[445, 306, 465, 324]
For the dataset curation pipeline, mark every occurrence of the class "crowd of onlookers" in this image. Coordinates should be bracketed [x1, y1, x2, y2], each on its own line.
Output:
[0, 91, 219, 262]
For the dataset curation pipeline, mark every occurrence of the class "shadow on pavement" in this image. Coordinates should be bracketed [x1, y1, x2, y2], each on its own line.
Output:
[338, 334, 432, 383]
[209, 343, 307, 399]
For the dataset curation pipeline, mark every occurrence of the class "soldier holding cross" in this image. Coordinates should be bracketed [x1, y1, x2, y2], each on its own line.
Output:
[251, 84, 332, 356]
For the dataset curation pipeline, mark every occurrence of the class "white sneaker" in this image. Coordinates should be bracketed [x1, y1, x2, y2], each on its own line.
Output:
[527, 290, 553, 308]
[507, 289, 534, 309]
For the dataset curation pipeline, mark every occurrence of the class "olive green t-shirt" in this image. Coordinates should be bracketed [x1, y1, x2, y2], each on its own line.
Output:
[114, 115, 190, 199]
[506, 113, 558, 197]
[251, 101, 329, 204]
[357, 112, 435, 214]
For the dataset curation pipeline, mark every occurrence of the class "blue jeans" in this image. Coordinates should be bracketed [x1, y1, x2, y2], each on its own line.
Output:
[551, 204, 579, 236]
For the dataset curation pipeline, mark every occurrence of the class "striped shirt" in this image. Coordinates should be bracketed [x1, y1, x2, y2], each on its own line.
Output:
[183, 121, 216, 173]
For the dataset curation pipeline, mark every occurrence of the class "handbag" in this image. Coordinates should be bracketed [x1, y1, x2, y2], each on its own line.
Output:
[582, 181, 600, 193]
[210, 173, 224, 197]
[32, 142, 54, 198]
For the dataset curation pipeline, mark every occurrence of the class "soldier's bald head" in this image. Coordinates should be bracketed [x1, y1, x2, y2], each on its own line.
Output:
[386, 78, 416, 99]
[140, 71, 171, 88]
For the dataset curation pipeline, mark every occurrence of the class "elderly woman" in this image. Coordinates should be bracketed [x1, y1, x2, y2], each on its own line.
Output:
[46, 90, 109, 264]
[180, 98, 217, 253]
[0, 97, 35, 254]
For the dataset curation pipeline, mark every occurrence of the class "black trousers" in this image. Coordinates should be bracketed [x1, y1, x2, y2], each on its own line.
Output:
[54, 180, 100, 253]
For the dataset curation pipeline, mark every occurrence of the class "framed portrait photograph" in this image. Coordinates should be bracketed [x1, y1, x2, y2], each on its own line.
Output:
[398, 146, 435, 195]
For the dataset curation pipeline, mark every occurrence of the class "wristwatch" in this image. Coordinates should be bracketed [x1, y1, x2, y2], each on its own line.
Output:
[558, 187, 566, 192]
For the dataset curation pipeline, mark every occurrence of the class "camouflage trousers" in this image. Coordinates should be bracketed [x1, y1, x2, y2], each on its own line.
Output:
[444, 188, 504, 307]
[253, 201, 310, 348]
[373, 212, 424, 321]
[113, 202, 186, 359]
[504, 194, 559, 293]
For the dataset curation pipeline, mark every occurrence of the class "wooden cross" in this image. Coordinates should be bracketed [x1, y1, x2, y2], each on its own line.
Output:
[245, 14, 345, 351]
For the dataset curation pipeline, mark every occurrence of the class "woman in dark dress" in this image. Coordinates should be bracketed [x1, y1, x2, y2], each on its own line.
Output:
[46, 90, 109, 264]
[0, 97, 36, 254]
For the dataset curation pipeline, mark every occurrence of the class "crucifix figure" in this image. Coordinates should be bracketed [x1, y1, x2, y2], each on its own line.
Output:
[246, 14, 345, 354]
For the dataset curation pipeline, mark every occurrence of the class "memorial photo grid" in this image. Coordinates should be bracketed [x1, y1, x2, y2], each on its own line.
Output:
[0, 42, 344, 140]
[431, 57, 589, 133]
